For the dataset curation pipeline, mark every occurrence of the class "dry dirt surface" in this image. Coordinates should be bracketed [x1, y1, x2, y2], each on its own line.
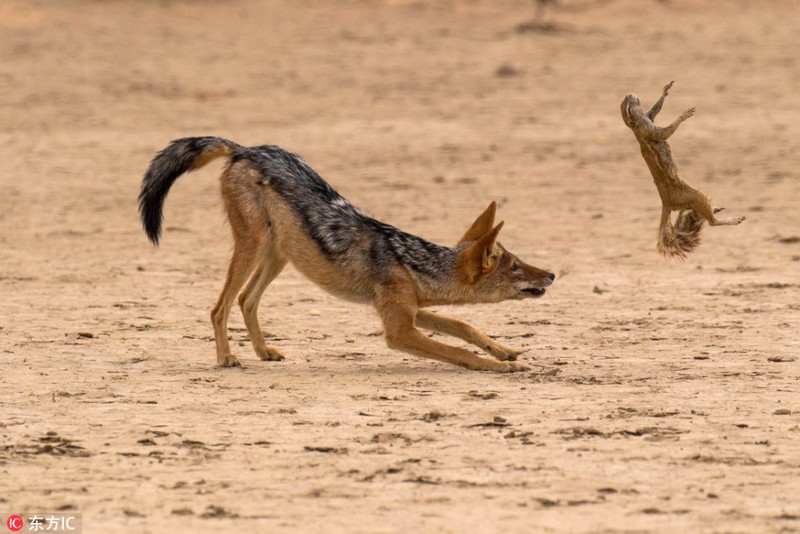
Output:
[1, 0, 799, 532]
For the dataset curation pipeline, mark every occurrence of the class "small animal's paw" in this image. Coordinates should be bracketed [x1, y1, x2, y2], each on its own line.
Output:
[663, 80, 674, 95]
[219, 354, 242, 368]
[256, 346, 286, 362]
[682, 107, 696, 120]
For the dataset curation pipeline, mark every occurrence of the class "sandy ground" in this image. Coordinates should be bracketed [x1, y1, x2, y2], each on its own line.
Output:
[1, 0, 799, 532]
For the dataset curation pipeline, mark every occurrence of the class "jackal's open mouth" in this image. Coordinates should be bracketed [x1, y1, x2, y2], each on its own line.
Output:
[521, 287, 546, 298]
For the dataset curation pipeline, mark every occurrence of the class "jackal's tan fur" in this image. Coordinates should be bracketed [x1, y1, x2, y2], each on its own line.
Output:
[139, 137, 555, 372]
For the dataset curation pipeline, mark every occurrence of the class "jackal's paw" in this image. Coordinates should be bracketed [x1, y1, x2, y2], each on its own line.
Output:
[256, 346, 286, 362]
[487, 343, 527, 361]
[499, 361, 531, 373]
[219, 354, 242, 368]
[733, 215, 746, 224]
[469, 358, 529, 372]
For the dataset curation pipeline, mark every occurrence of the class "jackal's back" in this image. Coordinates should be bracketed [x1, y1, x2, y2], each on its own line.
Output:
[140, 138, 457, 281]
[245, 145, 456, 280]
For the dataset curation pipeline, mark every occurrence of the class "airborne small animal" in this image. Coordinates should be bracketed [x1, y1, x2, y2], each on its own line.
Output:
[621, 81, 745, 258]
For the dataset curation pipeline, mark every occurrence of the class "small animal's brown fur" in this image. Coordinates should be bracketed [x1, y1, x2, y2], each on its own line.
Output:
[140, 138, 555, 372]
[621, 81, 745, 258]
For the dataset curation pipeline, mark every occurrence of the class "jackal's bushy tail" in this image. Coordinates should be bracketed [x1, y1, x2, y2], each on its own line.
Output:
[657, 208, 705, 259]
[139, 136, 239, 245]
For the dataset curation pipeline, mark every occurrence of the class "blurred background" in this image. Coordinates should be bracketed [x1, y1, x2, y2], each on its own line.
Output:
[1, 1, 798, 531]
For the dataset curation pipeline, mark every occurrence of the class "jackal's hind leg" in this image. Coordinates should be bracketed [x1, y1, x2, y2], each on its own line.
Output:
[212, 240, 264, 367]
[415, 310, 526, 361]
[239, 246, 288, 362]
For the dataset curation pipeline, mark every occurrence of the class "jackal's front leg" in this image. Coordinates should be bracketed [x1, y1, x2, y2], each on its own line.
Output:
[415, 310, 526, 361]
[376, 284, 528, 372]
[386, 322, 529, 372]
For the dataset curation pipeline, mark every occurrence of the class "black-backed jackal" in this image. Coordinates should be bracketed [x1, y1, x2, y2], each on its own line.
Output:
[139, 137, 555, 372]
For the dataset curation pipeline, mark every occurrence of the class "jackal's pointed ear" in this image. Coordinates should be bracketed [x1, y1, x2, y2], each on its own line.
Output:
[458, 201, 497, 244]
[458, 221, 504, 283]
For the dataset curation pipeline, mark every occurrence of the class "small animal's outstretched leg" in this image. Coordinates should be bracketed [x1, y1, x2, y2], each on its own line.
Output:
[684, 189, 746, 226]
[680, 107, 696, 120]
[710, 206, 748, 224]
[647, 80, 674, 120]
[708, 213, 746, 226]
[651, 107, 695, 141]
[674, 206, 723, 227]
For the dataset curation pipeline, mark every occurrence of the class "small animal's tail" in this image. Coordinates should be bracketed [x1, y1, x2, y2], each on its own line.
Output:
[657, 207, 705, 260]
[139, 136, 239, 245]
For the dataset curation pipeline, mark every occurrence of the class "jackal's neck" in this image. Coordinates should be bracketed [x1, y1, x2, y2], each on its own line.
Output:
[375, 224, 459, 281]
